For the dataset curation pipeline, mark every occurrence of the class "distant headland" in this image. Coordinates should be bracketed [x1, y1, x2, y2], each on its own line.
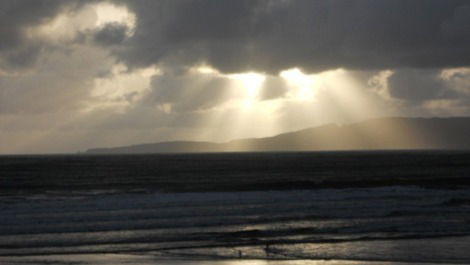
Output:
[85, 117, 470, 154]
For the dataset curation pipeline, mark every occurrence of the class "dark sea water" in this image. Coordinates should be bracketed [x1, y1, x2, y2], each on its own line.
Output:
[1, 151, 470, 264]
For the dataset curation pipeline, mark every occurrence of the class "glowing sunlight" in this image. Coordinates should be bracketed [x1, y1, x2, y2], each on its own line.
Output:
[280, 68, 317, 101]
[229, 73, 266, 108]
[94, 2, 136, 35]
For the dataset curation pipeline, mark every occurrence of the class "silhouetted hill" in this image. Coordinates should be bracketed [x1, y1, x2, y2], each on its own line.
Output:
[85, 117, 470, 154]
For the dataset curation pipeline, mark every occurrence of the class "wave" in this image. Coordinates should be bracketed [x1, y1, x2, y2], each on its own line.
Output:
[1, 187, 470, 263]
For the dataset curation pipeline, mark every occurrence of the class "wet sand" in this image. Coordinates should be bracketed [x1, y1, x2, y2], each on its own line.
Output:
[0, 254, 459, 265]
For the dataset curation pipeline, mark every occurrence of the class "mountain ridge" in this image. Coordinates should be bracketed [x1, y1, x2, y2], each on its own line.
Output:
[85, 117, 470, 154]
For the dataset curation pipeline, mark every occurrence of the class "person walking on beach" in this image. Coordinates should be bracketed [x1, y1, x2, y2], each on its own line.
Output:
[264, 242, 270, 257]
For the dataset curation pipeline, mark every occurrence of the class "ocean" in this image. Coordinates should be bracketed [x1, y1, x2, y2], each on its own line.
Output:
[1, 151, 470, 264]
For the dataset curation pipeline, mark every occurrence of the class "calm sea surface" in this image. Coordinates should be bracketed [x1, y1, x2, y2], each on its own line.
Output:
[1, 151, 470, 264]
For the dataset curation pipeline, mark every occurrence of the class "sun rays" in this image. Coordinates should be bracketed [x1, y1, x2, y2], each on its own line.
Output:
[188, 67, 424, 151]
[7, 58, 416, 153]
[280, 68, 317, 101]
[228, 73, 266, 108]
[181, 66, 401, 147]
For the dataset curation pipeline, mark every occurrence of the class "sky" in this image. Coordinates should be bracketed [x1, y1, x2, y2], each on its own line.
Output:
[1, 0, 470, 154]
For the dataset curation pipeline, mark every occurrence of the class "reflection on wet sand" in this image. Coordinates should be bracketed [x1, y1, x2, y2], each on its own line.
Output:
[0, 254, 452, 265]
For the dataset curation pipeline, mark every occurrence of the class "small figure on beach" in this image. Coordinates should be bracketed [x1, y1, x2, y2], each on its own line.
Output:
[264, 242, 270, 257]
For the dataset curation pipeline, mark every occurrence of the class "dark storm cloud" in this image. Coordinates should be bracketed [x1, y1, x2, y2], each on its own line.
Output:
[386, 68, 470, 105]
[111, 0, 470, 74]
[441, 5, 470, 39]
[93, 23, 129, 45]
[1, 44, 42, 68]
[0, 44, 114, 114]
[387, 69, 450, 102]
[0, 1, 59, 50]
[142, 69, 234, 113]
[0, 0, 83, 68]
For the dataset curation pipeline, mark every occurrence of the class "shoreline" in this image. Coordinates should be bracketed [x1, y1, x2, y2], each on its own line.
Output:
[0, 254, 464, 265]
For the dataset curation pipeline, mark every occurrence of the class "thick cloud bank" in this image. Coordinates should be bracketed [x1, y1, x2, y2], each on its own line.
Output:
[113, 0, 470, 73]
